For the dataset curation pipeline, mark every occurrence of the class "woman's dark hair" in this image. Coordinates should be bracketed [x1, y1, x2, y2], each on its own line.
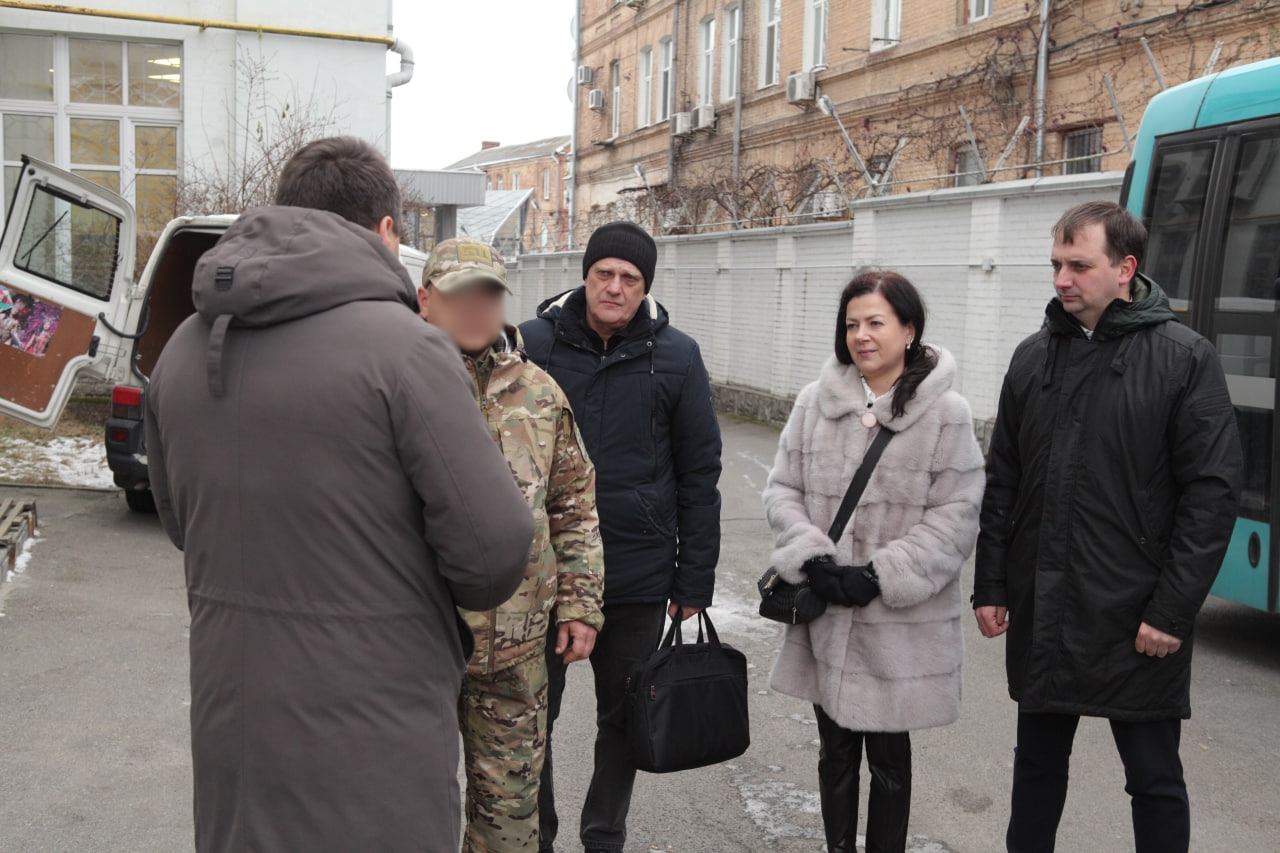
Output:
[834, 270, 937, 419]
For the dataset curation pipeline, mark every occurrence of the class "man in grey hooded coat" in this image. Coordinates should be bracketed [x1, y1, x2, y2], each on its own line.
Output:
[145, 136, 534, 852]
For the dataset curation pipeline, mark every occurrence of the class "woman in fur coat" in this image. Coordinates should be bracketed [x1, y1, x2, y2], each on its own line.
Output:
[763, 271, 985, 853]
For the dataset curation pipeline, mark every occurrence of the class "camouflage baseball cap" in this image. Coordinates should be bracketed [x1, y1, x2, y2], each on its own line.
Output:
[423, 237, 511, 294]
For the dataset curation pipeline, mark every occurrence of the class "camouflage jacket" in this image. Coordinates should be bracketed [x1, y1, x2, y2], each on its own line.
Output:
[460, 326, 605, 674]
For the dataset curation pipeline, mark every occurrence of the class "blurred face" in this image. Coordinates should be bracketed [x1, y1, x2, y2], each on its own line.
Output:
[584, 257, 646, 340]
[419, 281, 506, 357]
[1051, 222, 1136, 331]
[845, 291, 914, 391]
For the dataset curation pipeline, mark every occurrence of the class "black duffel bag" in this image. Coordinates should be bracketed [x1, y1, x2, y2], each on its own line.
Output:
[624, 610, 750, 773]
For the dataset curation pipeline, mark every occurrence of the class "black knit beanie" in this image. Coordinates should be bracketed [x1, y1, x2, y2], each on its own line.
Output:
[582, 221, 657, 292]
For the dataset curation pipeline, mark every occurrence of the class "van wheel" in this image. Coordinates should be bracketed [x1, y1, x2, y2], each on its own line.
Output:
[125, 489, 157, 514]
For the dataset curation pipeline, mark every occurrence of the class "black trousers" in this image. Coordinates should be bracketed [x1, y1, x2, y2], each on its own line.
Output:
[814, 704, 912, 853]
[539, 602, 667, 853]
[1007, 711, 1189, 853]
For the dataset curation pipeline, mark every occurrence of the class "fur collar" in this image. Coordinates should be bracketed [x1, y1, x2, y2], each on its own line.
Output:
[816, 345, 957, 432]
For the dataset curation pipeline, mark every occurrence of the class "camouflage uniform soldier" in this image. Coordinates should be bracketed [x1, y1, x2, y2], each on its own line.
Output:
[418, 238, 605, 853]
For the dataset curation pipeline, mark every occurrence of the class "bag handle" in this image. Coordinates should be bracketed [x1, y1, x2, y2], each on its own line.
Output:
[826, 427, 894, 544]
[660, 610, 722, 649]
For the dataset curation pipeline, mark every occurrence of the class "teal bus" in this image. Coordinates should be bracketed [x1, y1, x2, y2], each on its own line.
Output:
[1121, 57, 1280, 613]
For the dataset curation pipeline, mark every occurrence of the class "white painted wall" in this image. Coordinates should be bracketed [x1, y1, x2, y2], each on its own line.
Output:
[509, 171, 1126, 428]
[4, 0, 394, 174]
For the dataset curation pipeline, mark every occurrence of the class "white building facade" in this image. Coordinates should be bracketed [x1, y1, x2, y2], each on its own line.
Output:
[1, 0, 409, 267]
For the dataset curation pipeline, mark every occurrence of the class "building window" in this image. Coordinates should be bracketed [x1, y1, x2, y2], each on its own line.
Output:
[1064, 127, 1103, 174]
[722, 4, 741, 101]
[871, 0, 901, 50]
[804, 0, 828, 69]
[1, 33, 181, 269]
[638, 46, 653, 127]
[955, 145, 984, 187]
[760, 0, 781, 87]
[512, 172, 520, 191]
[970, 0, 992, 21]
[697, 16, 716, 107]
[610, 60, 621, 138]
[658, 37, 674, 121]
[542, 167, 551, 200]
[497, 174, 503, 190]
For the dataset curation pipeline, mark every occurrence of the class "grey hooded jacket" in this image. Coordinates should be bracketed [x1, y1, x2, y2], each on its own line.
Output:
[145, 206, 533, 853]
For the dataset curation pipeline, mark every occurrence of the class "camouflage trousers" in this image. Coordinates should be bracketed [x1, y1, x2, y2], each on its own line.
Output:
[459, 653, 549, 853]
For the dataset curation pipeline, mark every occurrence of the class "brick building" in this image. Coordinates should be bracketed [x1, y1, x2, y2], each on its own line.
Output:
[445, 136, 572, 252]
[569, 0, 1280, 242]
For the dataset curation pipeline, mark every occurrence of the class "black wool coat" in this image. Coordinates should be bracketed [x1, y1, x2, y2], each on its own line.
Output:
[975, 275, 1242, 721]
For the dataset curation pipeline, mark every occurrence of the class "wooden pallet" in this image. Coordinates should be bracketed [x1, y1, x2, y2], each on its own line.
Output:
[0, 498, 38, 574]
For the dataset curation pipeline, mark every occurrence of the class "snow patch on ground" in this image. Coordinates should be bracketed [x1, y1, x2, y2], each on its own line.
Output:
[11, 535, 37, 576]
[731, 768, 824, 846]
[1, 536, 39, 615]
[0, 436, 114, 489]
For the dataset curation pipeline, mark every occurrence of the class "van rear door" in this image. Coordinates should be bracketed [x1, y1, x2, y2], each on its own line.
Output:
[0, 156, 136, 428]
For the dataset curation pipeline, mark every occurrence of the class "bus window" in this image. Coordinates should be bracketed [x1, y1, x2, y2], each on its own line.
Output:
[1143, 142, 1215, 317]
[1218, 133, 1280, 308]
[1214, 131, 1280, 520]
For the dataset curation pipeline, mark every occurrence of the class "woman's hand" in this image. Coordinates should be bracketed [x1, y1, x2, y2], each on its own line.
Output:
[802, 556, 855, 607]
[841, 565, 881, 607]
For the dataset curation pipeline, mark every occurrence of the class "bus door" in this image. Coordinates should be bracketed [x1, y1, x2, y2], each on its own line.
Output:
[1144, 123, 1280, 613]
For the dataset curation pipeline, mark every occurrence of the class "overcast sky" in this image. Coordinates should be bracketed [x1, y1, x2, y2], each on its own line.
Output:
[387, 1, 577, 171]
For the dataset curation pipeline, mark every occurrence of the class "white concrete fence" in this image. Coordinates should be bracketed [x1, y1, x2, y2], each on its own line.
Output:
[509, 171, 1125, 442]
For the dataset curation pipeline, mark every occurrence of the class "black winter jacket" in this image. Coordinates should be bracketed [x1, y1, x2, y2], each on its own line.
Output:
[520, 287, 722, 608]
[975, 275, 1242, 721]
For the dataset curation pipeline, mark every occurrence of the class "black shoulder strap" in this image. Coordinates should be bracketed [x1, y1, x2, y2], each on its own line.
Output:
[826, 427, 894, 543]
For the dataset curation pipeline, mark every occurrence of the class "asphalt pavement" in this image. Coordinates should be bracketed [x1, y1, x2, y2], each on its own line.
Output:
[2, 417, 1279, 852]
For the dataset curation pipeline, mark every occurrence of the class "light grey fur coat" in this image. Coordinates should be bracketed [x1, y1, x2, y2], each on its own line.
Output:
[763, 346, 984, 732]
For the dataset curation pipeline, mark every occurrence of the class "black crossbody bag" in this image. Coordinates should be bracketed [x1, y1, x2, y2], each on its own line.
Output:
[758, 427, 895, 624]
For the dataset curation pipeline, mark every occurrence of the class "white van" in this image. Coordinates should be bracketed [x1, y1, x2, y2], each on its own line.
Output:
[0, 156, 428, 510]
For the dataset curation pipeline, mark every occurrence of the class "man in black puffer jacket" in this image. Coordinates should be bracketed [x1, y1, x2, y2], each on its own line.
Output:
[520, 221, 722, 853]
[975, 201, 1242, 853]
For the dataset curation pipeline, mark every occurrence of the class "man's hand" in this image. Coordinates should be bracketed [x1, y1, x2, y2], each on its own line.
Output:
[555, 620, 598, 664]
[1135, 622, 1182, 657]
[668, 603, 703, 622]
[975, 605, 1009, 638]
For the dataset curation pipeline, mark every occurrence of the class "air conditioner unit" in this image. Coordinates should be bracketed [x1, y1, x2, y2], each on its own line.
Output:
[587, 89, 606, 111]
[786, 71, 816, 105]
[624, 0, 647, 8]
[694, 104, 716, 131]
[673, 111, 694, 136]
[576, 65, 595, 86]
[815, 190, 844, 217]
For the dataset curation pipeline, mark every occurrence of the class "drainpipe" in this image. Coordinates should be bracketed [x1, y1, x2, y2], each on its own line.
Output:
[385, 37, 415, 161]
[667, 0, 681, 212]
[1033, 0, 1052, 177]
[569, 0, 582, 249]
[731, 6, 743, 215]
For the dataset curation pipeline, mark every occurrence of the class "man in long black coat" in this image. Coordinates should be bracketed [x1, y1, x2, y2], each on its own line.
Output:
[974, 201, 1242, 853]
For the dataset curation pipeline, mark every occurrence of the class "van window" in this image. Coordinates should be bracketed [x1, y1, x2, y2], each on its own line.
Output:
[14, 184, 121, 299]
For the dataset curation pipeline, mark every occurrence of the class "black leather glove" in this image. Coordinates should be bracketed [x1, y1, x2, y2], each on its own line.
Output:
[842, 564, 881, 607]
[801, 556, 855, 607]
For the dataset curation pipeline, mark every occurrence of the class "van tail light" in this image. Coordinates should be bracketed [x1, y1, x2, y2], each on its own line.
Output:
[111, 385, 143, 420]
